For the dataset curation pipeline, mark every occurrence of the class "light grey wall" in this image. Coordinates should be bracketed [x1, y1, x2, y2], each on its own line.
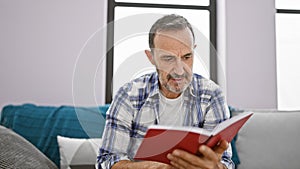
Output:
[0, 0, 278, 111]
[0, 0, 107, 110]
[223, 0, 277, 109]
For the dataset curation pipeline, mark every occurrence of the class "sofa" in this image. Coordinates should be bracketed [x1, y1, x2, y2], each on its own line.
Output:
[232, 109, 300, 169]
[1, 104, 300, 169]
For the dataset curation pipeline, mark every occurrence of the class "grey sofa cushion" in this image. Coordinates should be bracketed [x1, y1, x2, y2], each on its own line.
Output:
[0, 125, 58, 169]
[235, 110, 300, 169]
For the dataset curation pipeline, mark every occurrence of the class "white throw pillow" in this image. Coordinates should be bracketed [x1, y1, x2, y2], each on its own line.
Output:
[57, 136, 102, 169]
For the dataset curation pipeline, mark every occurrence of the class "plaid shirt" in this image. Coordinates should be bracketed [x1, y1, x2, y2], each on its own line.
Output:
[97, 72, 234, 169]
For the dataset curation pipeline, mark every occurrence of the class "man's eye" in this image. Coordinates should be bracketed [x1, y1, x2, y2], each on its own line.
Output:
[162, 56, 175, 62]
[183, 56, 191, 60]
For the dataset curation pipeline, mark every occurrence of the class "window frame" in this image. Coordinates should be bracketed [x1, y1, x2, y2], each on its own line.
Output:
[105, 0, 217, 103]
[276, 4, 300, 110]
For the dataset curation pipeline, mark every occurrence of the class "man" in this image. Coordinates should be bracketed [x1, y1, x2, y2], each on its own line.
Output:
[98, 14, 234, 169]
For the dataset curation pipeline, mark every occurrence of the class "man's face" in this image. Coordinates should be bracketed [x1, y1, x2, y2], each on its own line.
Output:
[147, 28, 195, 98]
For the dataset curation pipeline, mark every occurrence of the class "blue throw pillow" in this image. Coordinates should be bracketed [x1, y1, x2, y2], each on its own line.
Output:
[0, 104, 109, 168]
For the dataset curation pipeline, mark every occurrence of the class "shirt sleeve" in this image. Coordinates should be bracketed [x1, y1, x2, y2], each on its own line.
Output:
[203, 84, 235, 169]
[97, 87, 134, 169]
[221, 143, 235, 169]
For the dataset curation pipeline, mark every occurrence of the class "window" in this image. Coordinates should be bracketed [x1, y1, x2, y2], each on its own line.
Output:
[106, 0, 217, 102]
[276, 1, 300, 110]
[115, 0, 209, 6]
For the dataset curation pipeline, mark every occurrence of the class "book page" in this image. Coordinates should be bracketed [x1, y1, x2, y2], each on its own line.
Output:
[148, 125, 212, 136]
[212, 111, 253, 135]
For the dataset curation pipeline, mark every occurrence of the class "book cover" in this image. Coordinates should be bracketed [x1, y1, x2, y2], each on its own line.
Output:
[134, 112, 253, 164]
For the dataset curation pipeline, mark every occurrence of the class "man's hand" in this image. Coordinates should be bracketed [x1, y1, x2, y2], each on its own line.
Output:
[167, 140, 229, 169]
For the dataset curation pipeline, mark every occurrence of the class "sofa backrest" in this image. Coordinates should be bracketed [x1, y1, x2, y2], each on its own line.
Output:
[234, 110, 300, 169]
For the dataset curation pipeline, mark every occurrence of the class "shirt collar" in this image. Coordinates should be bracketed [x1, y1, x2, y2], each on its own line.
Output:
[148, 72, 160, 98]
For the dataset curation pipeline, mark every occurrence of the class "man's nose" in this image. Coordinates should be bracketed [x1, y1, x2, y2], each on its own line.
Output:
[173, 59, 185, 75]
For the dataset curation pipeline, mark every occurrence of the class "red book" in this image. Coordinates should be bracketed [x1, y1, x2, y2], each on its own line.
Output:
[134, 112, 253, 164]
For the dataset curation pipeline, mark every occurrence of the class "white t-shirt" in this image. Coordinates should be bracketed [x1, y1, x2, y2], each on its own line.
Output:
[158, 91, 185, 126]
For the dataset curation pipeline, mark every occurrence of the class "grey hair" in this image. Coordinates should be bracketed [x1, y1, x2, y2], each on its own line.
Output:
[148, 14, 195, 49]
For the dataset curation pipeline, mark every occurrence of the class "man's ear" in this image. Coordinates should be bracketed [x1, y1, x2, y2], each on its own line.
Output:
[145, 50, 155, 65]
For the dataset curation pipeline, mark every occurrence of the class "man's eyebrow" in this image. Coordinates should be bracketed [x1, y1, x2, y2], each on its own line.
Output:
[159, 52, 192, 58]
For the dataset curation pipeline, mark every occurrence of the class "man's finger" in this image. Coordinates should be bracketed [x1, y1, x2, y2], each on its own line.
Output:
[214, 140, 229, 153]
[168, 149, 204, 167]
